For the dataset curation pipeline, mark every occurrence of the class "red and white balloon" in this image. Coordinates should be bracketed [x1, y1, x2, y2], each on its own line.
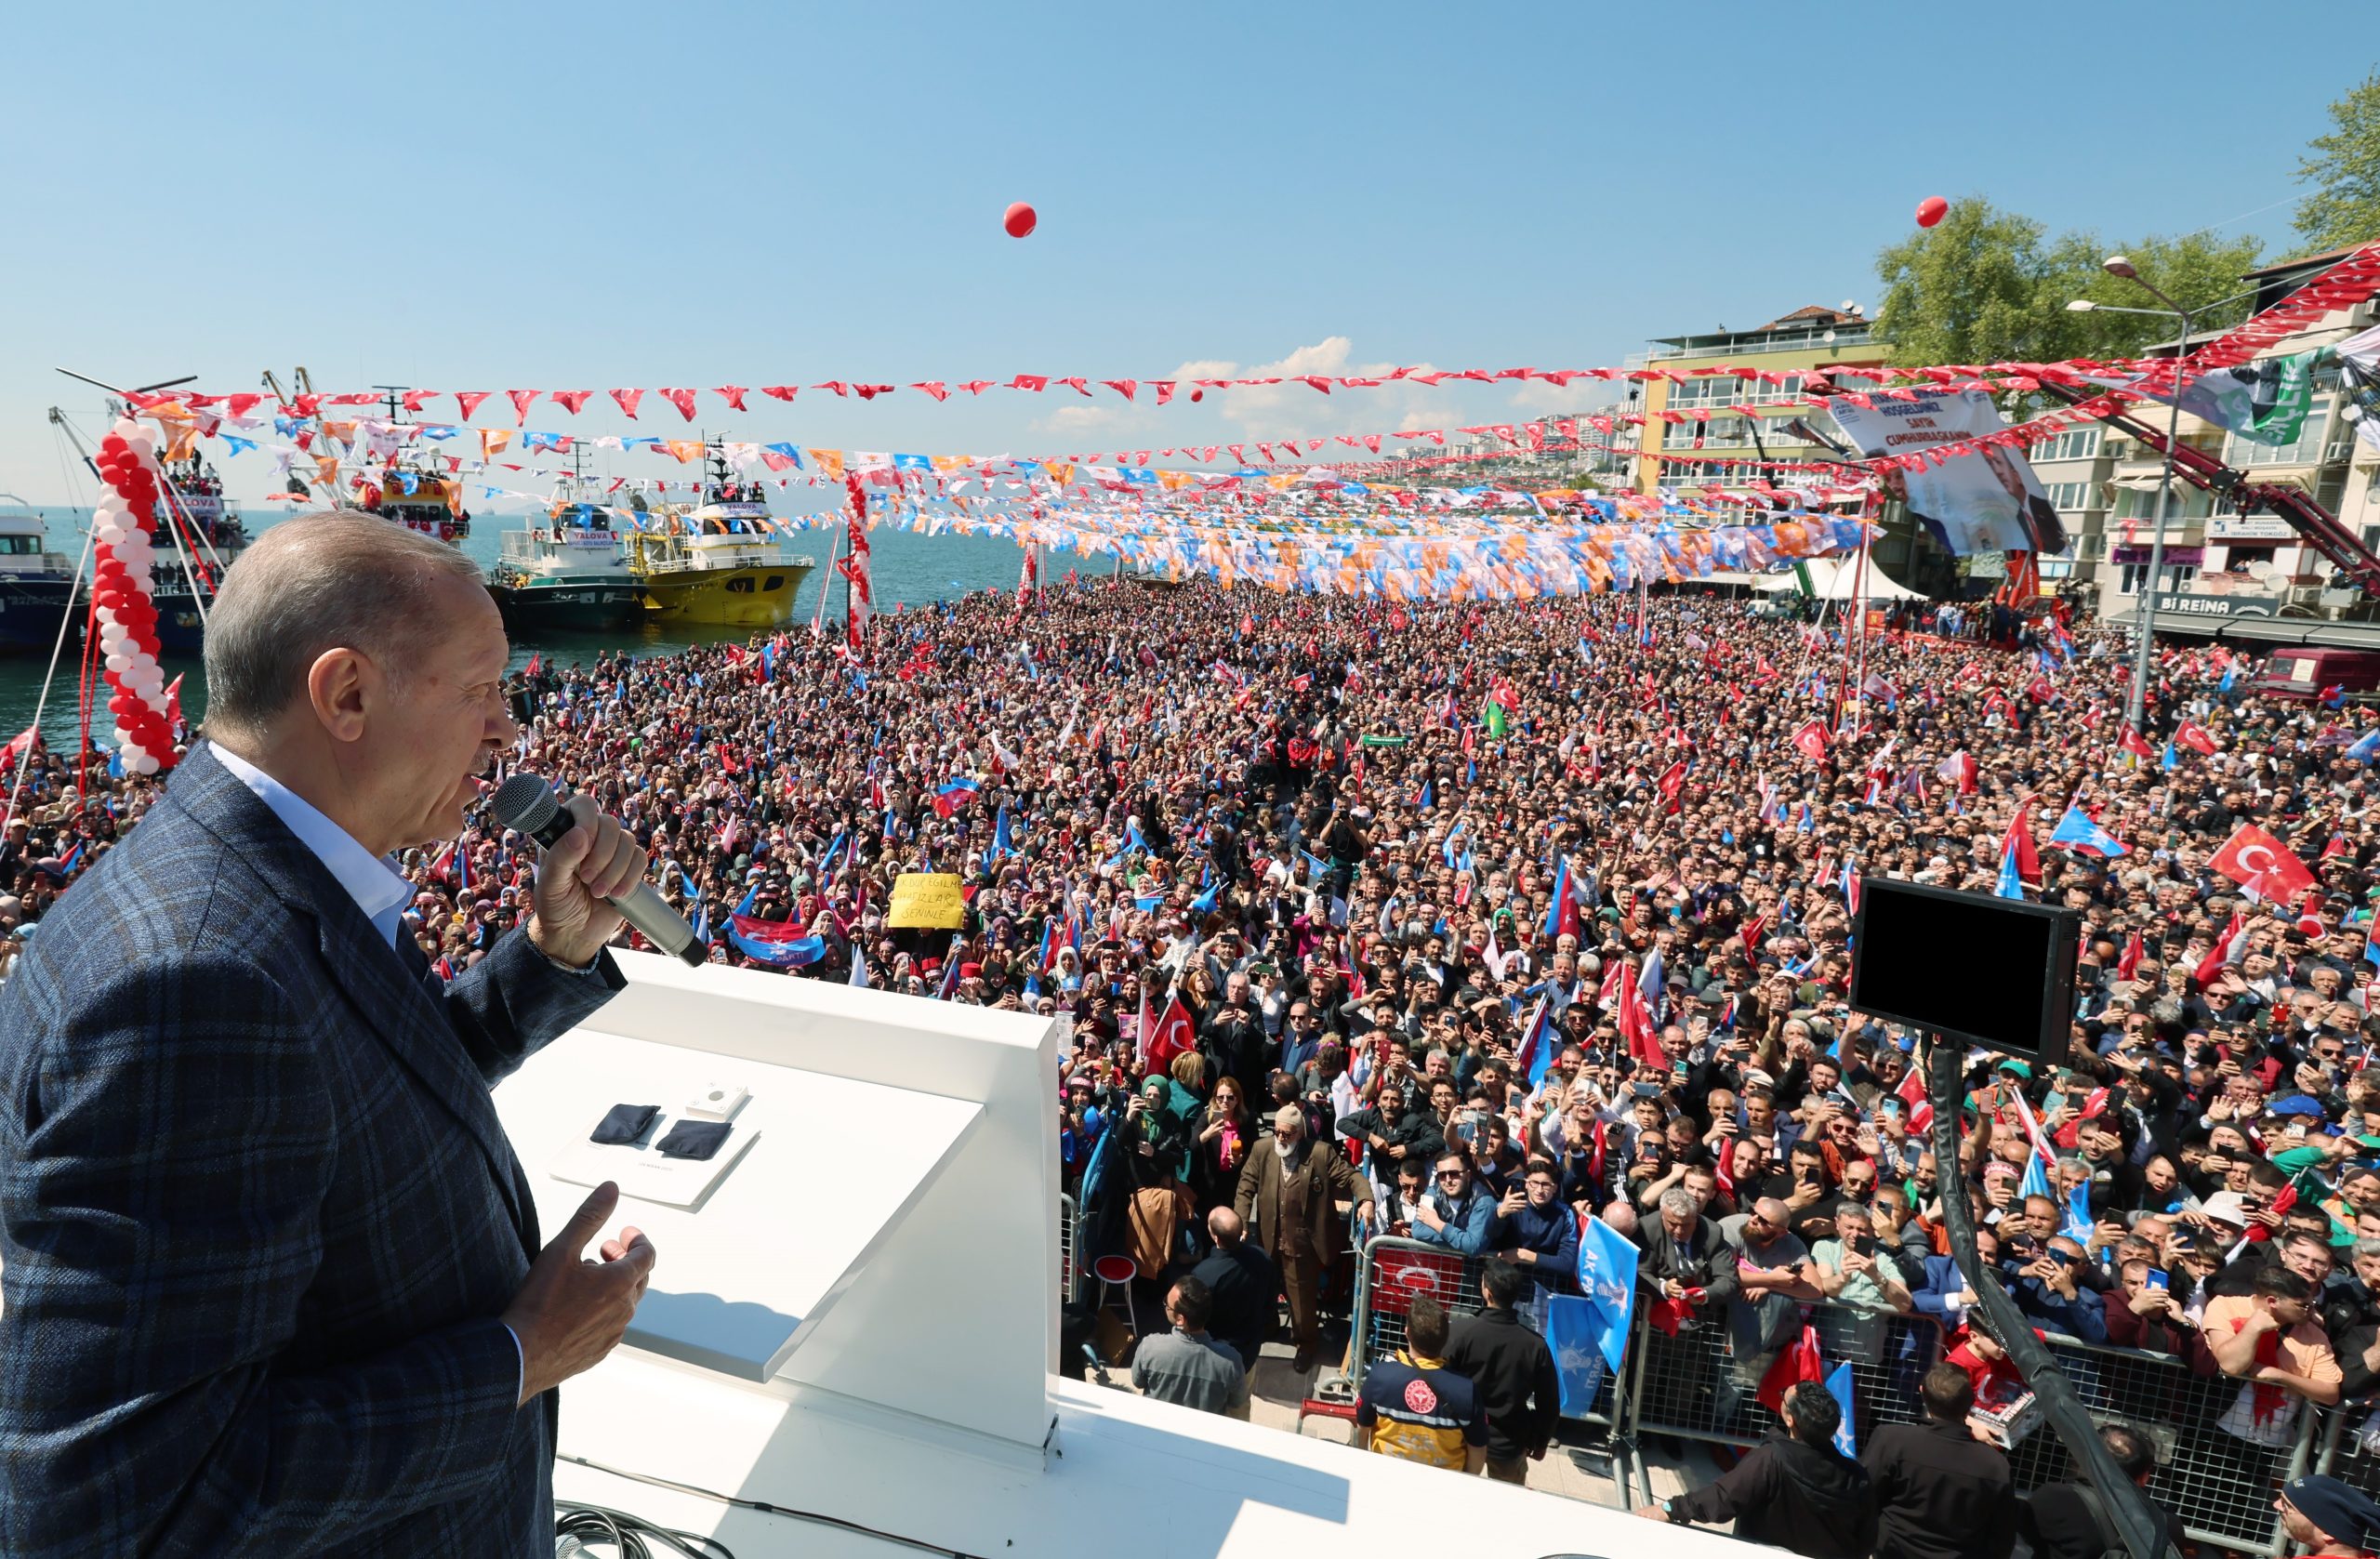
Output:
[89, 417, 177, 776]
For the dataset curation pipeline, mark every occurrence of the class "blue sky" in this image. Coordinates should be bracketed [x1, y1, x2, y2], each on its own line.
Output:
[2, 1, 2366, 506]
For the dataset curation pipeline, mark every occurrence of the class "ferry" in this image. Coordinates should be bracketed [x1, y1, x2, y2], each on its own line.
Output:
[488, 483, 645, 631]
[0, 504, 77, 654]
[627, 451, 814, 627]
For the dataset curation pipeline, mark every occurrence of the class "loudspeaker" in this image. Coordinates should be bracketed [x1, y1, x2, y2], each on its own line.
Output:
[1848, 878, 2082, 1063]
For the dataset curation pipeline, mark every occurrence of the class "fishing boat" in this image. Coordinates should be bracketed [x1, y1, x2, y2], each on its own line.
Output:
[0, 502, 78, 654]
[626, 449, 814, 627]
[351, 454, 471, 543]
[147, 453, 251, 655]
[487, 478, 645, 631]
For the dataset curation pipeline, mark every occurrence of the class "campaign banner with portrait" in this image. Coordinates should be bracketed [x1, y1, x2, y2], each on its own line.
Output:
[1829, 388, 2069, 558]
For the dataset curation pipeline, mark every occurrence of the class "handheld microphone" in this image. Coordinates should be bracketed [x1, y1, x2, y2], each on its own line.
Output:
[490, 773, 710, 967]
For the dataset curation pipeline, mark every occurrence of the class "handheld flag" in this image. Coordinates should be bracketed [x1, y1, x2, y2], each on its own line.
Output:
[1140, 990, 1197, 1073]
[2208, 822, 2317, 903]
[1995, 840, 2027, 901]
[1572, 1213, 1638, 1375]
[2047, 806, 2127, 858]
[1512, 997, 1555, 1088]
[932, 775, 981, 817]
[1824, 1362, 1858, 1457]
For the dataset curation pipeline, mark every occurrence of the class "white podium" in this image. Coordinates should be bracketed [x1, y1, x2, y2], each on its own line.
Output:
[500, 952, 1769, 1558]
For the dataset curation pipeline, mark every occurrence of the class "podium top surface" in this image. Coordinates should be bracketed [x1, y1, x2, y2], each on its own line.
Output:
[496, 1024, 982, 1381]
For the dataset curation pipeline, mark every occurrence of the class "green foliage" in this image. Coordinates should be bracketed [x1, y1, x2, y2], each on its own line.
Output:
[1874, 199, 2263, 366]
[2296, 69, 2380, 253]
[1872, 201, 2049, 366]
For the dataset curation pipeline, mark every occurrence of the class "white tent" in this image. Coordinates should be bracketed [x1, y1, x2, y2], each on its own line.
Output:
[1751, 556, 1927, 601]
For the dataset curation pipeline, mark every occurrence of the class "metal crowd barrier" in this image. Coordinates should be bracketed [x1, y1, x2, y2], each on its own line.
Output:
[1622, 1295, 1946, 1471]
[1057, 1193, 1078, 1306]
[1316, 1225, 2353, 1542]
[1345, 1234, 1636, 1500]
[2007, 1330, 2317, 1559]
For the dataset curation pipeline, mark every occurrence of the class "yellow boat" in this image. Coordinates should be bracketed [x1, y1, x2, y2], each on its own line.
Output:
[628, 463, 815, 627]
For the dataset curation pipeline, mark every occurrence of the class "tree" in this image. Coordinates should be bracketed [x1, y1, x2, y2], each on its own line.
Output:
[2043, 230, 2265, 352]
[1872, 200, 2050, 367]
[1873, 200, 2262, 366]
[2295, 70, 2380, 253]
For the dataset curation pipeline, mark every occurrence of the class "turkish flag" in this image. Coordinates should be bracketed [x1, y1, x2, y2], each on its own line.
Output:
[2175, 722, 2219, 756]
[1757, 1324, 1825, 1414]
[1792, 720, 1829, 764]
[2209, 823, 2318, 902]
[1141, 992, 1197, 1074]
[1658, 760, 1688, 813]
[2119, 726, 2156, 760]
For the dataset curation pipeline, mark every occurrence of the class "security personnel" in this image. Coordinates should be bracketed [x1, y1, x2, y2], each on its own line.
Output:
[1355, 1295, 1487, 1473]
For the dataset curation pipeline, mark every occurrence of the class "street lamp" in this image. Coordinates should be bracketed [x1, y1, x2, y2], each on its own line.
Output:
[2071, 256, 2193, 735]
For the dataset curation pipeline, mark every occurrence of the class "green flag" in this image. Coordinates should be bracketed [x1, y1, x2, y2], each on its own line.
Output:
[2175, 349, 2320, 447]
[1482, 699, 1507, 739]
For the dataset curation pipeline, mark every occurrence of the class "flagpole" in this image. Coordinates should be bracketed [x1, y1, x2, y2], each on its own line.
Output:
[1852, 526, 1874, 721]
[1921, 1034, 2169, 1559]
[813, 518, 841, 638]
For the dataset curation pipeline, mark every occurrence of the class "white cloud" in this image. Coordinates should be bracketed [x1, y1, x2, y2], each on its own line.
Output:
[1034, 403, 1121, 434]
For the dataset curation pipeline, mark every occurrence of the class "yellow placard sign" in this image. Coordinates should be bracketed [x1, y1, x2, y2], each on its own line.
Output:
[887, 872, 966, 930]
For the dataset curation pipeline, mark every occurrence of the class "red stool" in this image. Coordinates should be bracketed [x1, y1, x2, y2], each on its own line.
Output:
[1091, 1254, 1143, 1340]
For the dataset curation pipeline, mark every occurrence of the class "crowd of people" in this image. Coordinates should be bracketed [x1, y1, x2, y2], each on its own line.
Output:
[10, 565, 2380, 1544]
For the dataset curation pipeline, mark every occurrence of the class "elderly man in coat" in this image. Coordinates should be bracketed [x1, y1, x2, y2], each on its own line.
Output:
[1237, 1103, 1374, 1373]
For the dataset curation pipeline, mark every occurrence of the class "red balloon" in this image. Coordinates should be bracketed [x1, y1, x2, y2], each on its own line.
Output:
[1915, 195, 1949, 229]
[1190, 390, 1204, 403]
[1002, 201, 1037, 239]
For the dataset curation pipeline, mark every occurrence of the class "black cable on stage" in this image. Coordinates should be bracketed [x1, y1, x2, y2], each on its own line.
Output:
[559, 1454, 990, 1559]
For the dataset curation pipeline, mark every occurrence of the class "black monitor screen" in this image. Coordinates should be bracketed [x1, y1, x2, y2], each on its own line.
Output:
[1849, 879, 2080, 1060]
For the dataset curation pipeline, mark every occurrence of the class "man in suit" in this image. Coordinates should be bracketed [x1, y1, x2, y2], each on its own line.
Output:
[1236, 1103, 1374, 1373]
[1863, 1362, 2017, 1559]
[1189, 1206, 1279, 1374]
[0, 514, 657, 1558]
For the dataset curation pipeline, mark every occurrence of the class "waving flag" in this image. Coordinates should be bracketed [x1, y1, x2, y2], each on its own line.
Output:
[1571, 1213, 1638, 1377]
[1512, 996, 1556, 1088]
[2209, 822, 2316, 903]
[2175, 721, 2218, 756]
[2048, 806, 2127, 858]
[1139, 989, 1197, 1073]
[728, 916, 827, 969]
[1544, 854, 1581, 942]
[1792, 719, 1829, 764]
[1995, 839, 2027, 901]
[2194, 911, 2249, 987]
[986, 803, 1015, 868]
[1657, 760, 1687, 813]
[2001, 795, 2042, 887]
[1824, 1363, 1859, 1457]
[1542, 1295, 1611, 1419]
[2118, 930, 2145, 981]
[932, 775, 981, 817]
[2118, 726, 2157, 762]
[2348, 727, 2380, 764]
[1, 722, 41, 772]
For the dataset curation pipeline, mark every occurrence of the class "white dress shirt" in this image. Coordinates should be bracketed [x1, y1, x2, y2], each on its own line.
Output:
[210, 745, 412, 948]
[211, 744, 527, 1402]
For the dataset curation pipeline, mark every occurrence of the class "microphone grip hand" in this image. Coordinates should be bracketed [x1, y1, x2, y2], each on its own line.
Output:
[502, 1182, 655, 1406]
[528, 795, 649, 968]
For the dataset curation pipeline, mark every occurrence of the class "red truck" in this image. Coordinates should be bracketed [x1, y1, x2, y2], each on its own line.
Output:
[2252, 646, 2380, 703]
